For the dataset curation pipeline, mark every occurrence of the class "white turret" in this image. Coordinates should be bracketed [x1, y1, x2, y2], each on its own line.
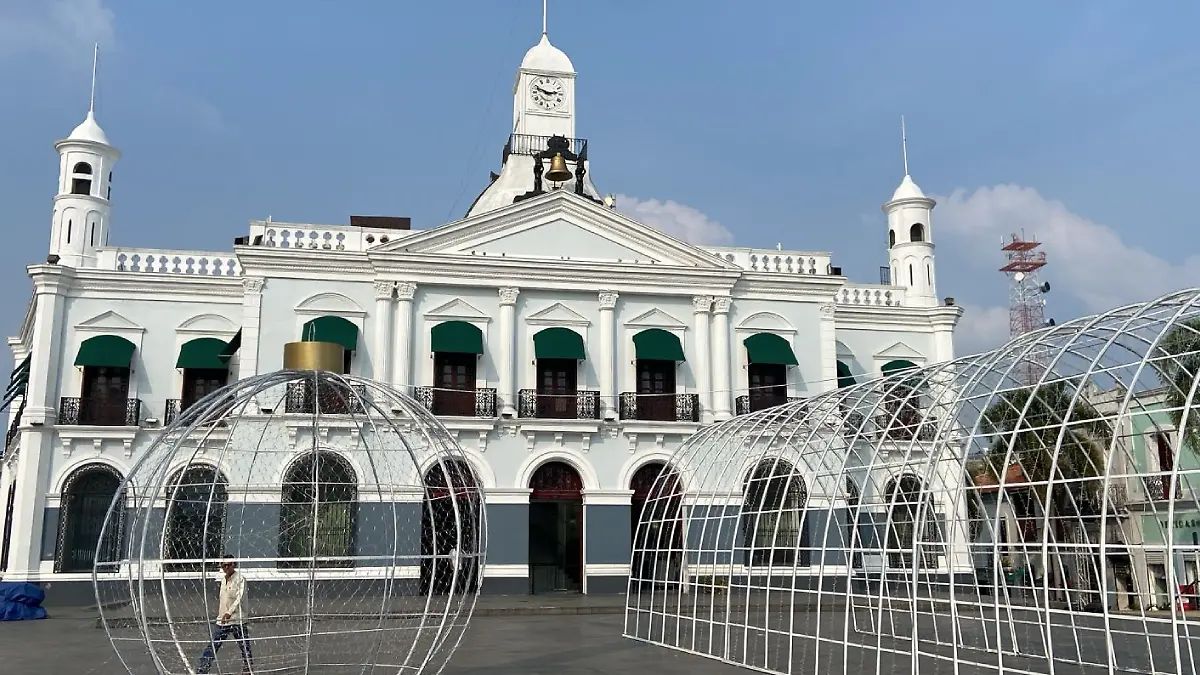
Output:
[50, 49, 119, 268]
[883, 118, 937, 308]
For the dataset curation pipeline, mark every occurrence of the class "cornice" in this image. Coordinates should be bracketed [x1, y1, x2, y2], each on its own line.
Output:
[65, 269, 244, 301]
[833, 306, 953, 330]
[27, 264, 75, 294]
[234, 246, 375, 278]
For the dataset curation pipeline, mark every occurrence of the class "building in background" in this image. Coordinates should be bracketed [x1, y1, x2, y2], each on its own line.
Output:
[0, 27, 961, 600]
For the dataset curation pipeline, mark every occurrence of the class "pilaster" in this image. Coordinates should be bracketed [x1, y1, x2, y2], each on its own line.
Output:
[692, 296, 713, 424]
[498, 287, 521, 418]
[711, 296, 732, 420]
[372, 281, 395, 384]
[819, 302, 837, 394]
[598, 291, 618, 421]
[392, 282, 417, 390]
[238, 277, 265, 380]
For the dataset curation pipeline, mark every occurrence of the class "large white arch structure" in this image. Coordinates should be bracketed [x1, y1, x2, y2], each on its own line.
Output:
[626, 288, 1200, 675]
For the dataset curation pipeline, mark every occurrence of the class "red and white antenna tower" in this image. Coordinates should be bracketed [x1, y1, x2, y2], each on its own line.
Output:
[1000, 232, 1051, 382]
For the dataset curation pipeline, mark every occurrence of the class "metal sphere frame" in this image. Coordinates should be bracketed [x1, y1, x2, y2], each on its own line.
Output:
[93, 369, 485, 675]
[625, 289, 1200, 675]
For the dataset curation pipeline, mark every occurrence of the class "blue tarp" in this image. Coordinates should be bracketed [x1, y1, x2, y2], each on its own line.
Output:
[0, 581, 48, 621]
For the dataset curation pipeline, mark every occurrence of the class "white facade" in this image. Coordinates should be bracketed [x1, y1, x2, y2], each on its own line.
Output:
[0, 30, 962, 597]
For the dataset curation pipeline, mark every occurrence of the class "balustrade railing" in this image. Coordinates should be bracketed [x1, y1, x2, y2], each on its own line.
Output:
[517, 389, 601, 420]
[164, 397, 234, 425]
[59, 397, 141, 426]
[618, 392, 700, 422]
[284, 383, 368, 415]
[735, 394, 802, 415]
[413, 387, 497, 418]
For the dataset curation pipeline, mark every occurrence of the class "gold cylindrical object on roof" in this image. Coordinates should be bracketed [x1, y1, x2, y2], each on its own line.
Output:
[283, 341, 345, 372]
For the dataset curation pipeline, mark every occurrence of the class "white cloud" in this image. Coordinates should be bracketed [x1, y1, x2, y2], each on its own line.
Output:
[935, 184, 1200, 313]
[954, 304, 1011, 356]
[0, 0, 115, 63]
[614, 194, 734, 246]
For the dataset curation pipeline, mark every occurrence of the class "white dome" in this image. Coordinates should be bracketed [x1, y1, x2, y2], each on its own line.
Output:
[890, 174, 926, 201]
[521, 33, 574, 73]
[67, 111, 111, 145]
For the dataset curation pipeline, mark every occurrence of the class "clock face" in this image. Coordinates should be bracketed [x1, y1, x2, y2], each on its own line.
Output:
[529, 76, 565, 111]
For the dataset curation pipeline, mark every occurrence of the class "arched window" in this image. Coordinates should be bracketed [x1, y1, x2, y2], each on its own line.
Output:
[926, 263, 932, 286]
[630, 462, 683, 587]
[279, 452, 358, 568]
[90, 222, 97, 247]
[55, 464, 124, 573]
[742, 459, 808, 567]
[909, 264, 914, 286]
[422, 459, 482, 594]
[66, 219, 72, 245]
[70, 162, 93, 196]
[886, 474, 941, 569]
[528, 461, 584, 593]
[888, 230, 896, 248]
[910, 223, 925, 242]
[163, 466, 228, 571]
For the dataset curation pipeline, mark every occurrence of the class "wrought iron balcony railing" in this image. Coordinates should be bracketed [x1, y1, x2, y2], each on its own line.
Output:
[503, 133, 588, 162]
[59, 397, 141, 426]
[618, 392, 700, 422]
[1144, 474, 1184, 501]
[413, 387, 497, 418]
[165, 397, 235, 425]
[517, 389, 601, 420]
[735, 394, 801, 415]
[284, 383, 368, 415]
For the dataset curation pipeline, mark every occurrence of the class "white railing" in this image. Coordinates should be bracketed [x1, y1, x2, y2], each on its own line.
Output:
[836, 284, 904, 306]
[248, 221, 418, 253]
[98, 249, 242, 276]
[703, 246, 832, 275]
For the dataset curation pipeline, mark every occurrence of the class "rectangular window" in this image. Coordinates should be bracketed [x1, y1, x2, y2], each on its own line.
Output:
[181, 368, 229, 411]
[635, 359, 676, 421]
[536, 358, 577, 419]
[432, 352, 477, 416]
[80, 366, 131, 425]
[748, 363, 787, 412]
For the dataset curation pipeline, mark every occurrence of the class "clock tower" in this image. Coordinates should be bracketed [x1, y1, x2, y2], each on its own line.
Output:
[513, 32, 576, 139]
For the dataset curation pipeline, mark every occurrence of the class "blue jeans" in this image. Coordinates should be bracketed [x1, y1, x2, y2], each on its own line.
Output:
[197, 622, 253, 673]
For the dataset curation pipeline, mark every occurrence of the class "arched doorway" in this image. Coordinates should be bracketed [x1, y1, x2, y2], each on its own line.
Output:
[630, 462, 683, 588]
[163, 465, 229, 572]
[886, 473, 940, 569]
[741, 459, 808, 567]
[421, 459, 481, 594]
[528, 461, 583, 594]
[278, 452, 358, 569]
[55, 464, 125, 573]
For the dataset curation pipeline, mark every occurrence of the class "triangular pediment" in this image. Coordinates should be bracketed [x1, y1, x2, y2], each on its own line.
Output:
[526, 302, 590, 327]
[374, 190, 735, 270]
[625, 308, 687, 329]
[75, 310, 143, 332]
[424, 298, 489, 322]
[874, 341, 925, 361]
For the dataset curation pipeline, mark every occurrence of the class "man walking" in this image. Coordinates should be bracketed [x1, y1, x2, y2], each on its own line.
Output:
[197, 554, 254, 674]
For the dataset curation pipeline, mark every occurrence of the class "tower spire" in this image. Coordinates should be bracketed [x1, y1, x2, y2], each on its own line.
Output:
[901, 114, 909, 177]
[89, 42, 99, 115]
[542, 0, 548, 34]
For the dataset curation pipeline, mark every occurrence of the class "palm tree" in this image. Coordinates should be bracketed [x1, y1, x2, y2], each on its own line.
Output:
[1151, 316, 1200, 455]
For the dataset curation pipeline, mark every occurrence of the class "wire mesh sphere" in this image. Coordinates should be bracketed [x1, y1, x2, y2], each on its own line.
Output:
[626, 288, 1200, 675]
[93, 369, 485, 675]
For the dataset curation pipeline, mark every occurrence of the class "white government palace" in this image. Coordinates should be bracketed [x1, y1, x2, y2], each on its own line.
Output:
[0, 27, 963, 600]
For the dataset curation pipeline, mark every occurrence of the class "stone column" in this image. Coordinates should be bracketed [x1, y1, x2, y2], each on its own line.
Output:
[498, 287, 521, 417]
[238, 277, 265, 379]
[598, 291, 619, 420]
[372, 281, 395, 383]
[819, 302, 838, 394]
[392, 282, 416, 391]
[692, 296, 713, 423]
[5, 266, 69, 580]
[711, 296, 732, 420]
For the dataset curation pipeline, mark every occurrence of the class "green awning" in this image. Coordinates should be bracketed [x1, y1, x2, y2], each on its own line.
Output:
[302, 316, 358, 352]
[74, 335, 136, 368]
[533, 327, 586, 360]
[2, 355, 30, 409]
[743, 333, 798, 366]
[881, 359, 919, 376]
[836, 361, 857, 388]
[218, 329, 242, 363]
[431, 321, 484, 355]
[633, 328, 685, 361]
[176, 337, 231, 370]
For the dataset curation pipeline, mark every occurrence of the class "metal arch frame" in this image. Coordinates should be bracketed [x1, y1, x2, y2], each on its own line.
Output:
[626, 287, 1200, 675]
[91, 370, 486, 675]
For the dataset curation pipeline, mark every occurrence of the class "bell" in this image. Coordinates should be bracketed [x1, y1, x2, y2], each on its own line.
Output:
[545, 153, 572, 183]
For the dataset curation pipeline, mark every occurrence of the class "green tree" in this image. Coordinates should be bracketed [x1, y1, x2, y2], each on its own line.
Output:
[1152, 316, 1200, 455]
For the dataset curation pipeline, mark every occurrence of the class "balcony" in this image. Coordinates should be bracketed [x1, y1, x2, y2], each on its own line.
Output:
[59, 397, 141, 426]
[517, 390, 601, 420]
[735, 394, 802, 415]
[504, 133, 588, 161]
[618, 393, 700, 422]
[1144, 474, 1184, 501]
[284, 383, 368, 415]
[413, 387, 497, 418]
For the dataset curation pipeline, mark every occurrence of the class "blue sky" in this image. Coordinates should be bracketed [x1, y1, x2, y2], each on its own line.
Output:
[2, 0, 1200, 356]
